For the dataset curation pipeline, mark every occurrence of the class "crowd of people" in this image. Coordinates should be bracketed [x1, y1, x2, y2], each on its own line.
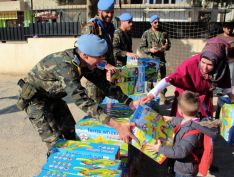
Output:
[16, 0, 234, 176]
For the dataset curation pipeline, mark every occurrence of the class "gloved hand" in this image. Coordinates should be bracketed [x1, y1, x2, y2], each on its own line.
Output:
[20, 82, 37, 100]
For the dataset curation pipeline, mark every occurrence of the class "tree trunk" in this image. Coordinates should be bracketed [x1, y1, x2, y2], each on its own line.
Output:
[87, 0, 98, 21]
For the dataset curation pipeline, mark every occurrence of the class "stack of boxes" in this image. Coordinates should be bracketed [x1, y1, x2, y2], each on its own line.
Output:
[36, 57, 172, 177]
[38, 140, 122, 177]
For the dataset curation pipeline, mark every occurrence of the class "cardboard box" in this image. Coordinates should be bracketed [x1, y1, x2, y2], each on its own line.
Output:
[131, 105, 173, 145]
[52, 139, 120, 160]
[131, 126, 167, 164]
[127, 57, 160, 82]
[75, 116, 128, 156]
[220, 103, 234, 145]
[38, 168, 121, 177]
[44, 152, 121, 170]
[106, 66, 145, 94]
[101, 93, 147, 104]
[99, 103, 133, 118]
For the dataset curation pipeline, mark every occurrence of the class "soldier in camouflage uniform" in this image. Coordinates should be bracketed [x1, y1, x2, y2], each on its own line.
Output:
[113, 13, 137, 66]
[138, 15, 171, 104]
[16, 34, 138, 150]
[81, 0, 117, 103]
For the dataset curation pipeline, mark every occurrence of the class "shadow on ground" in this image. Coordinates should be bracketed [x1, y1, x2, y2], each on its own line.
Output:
[0, 95, 19, 115]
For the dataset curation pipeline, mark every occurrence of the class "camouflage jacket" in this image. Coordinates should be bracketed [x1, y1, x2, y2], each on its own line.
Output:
[81, 17, 116, 66]
[138, 28, 171, 61]
[24, 49, 132, 124]
[113, 28, 132, 63]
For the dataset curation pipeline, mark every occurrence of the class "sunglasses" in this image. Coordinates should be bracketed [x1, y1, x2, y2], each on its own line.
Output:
[153, 21, 159, 24]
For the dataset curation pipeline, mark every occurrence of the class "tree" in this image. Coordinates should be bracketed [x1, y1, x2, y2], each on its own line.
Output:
[87, 0, 98, 20]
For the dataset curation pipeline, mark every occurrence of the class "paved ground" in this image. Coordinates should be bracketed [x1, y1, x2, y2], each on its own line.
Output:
[0, 74, 233, 177]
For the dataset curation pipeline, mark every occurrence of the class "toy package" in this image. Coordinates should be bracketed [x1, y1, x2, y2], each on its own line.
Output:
[75, 116, 128, 156]
[220, 103, 234, 145]
[99, 103, 133, 118]
[38, 168, 121, 177]
[52, 139, 120, 160]
[37, 170, 78, 177]
[44, 152, 121, 170]
[101, 93, 147, 104]
[127, 57, 160, 82]
[106, 65, 145, 94]
[131, 105, 173, 145]
[131, 126, 167, 164]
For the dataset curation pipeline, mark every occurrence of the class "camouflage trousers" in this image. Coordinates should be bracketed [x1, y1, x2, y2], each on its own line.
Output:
[147, 61, 167, 94]
[85, 80, 105, 104]
[25, 97, 76, 149]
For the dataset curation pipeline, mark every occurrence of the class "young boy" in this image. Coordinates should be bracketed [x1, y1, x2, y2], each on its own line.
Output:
[147, 90, 203, 177]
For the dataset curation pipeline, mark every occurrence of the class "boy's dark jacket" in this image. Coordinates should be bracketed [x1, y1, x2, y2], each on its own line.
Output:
[159, 117, 218, 177]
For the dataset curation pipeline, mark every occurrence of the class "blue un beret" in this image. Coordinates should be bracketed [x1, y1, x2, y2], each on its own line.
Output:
[150, 15, 159, 23]
[119, 13, 133, 21]
[98, 0, 115, 11]
[75, 34, 108, 57]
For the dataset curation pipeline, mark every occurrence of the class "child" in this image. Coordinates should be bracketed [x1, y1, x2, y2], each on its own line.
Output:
[147, 90, 203, 177]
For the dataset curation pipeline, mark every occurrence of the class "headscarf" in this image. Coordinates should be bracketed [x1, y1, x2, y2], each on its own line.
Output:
[200, 37, 230, 83]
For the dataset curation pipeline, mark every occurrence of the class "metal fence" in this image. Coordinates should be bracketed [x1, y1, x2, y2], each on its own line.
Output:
[0, 3, 233, 41]
[0, 22, 81, 41]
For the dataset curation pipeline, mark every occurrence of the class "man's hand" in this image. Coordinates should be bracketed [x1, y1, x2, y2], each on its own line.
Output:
[129, 100, 139, 111]
[108, 119, 139, 144]
[161, 43, 169, 51]
[139, 94, 154, 104]
[150, 47, 159, 54]
[127, 52, 138, 60]
[105, 64, 117, 73]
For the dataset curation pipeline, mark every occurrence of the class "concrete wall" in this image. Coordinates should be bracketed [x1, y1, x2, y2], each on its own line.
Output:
[0, 37, 206, 74]
[0, 37, 76, 74]
[0, 0, 25, 11]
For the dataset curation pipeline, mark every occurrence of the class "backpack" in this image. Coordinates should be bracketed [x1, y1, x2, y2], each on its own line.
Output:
[182, 129, 213, 176]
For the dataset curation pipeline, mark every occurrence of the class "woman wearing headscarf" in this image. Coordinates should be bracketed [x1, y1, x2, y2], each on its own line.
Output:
[138, 37, 234, 118]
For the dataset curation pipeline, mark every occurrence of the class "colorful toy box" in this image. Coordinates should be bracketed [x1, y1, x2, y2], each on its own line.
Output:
[220, 103, 234, 145]
[131, 105, 173, 145]
[75, 116, 128, 156]
[37, 170, 78, 177]
[44, 152, 121, 170]
[127, 57, 160, 82]
[38, 168, 121, 177]
[52, 139, 120, 160]
[101, 93, 147, 104]
[99, 103, 133, 118]
[106, 65, 145, 94]
[131, 126, 167, 164]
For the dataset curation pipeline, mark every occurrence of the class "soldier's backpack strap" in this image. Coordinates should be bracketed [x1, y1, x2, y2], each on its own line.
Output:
[87, 17, 103, 36]
[89, 18, 113, 47]
[65, 50, 82, 76]
[182, 129, 213, 177]
[71, 55, 81, 76]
